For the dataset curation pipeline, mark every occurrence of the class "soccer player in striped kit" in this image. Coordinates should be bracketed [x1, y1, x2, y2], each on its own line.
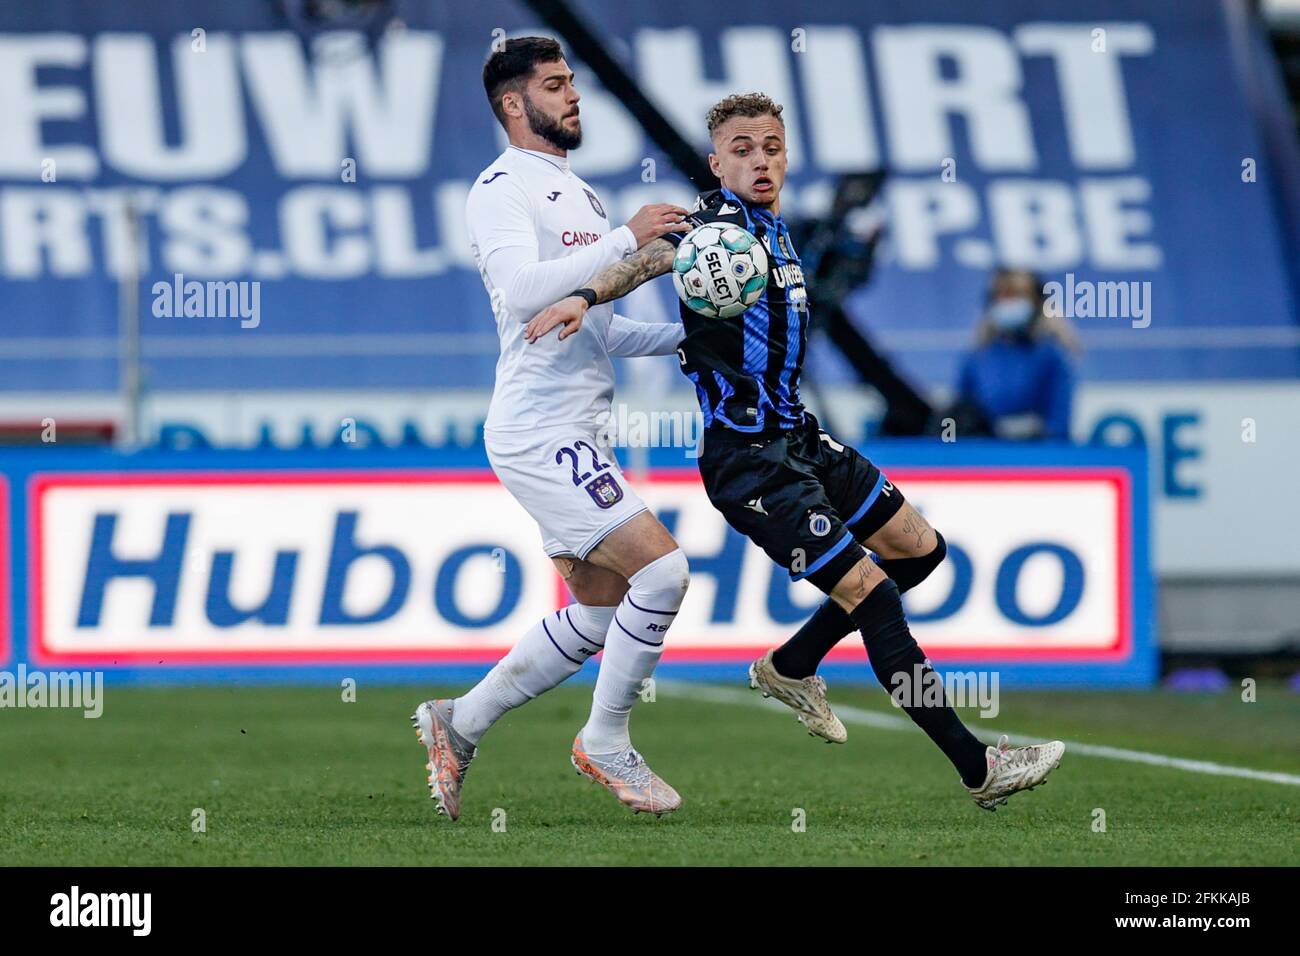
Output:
[527, 93, 1065, 810]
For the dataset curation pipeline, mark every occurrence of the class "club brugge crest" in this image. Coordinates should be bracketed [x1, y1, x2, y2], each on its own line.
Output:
[585, 472, 623, 509]
[583, 188, 607, 219]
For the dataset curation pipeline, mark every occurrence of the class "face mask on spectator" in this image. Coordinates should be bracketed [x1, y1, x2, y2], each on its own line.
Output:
[989, 298, 1035, 332]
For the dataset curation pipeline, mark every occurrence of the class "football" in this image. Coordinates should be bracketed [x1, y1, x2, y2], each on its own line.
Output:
[670, 223, 769, 318]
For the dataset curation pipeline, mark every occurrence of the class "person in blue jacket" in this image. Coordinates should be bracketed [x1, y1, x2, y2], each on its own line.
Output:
[952, 268, 1078, 440]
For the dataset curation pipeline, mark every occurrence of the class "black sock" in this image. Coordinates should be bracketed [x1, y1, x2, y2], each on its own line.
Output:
[874, 532, 946, 593]
[849, 580, 988, 787]
[769, 537, 945, 680]
[771, 599, 853, 679]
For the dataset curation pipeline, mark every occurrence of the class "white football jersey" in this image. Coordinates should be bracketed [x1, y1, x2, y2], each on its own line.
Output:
[467, 146, 662, 434]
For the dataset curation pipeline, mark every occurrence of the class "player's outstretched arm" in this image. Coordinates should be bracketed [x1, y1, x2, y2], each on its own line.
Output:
[524, 239, 676, 344]
[605, 312, 684, 357]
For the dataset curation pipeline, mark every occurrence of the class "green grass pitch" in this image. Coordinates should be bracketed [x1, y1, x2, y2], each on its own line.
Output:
[2, 681, 1297, 866]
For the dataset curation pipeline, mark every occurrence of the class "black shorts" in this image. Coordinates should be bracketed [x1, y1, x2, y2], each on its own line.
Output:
[697, 414, 905, 593]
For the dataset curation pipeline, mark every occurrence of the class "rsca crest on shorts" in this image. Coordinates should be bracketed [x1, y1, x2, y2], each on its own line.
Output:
[808, 512, 833, 537]
[583, 188, 607, 219]
[586, 473, 624, 509]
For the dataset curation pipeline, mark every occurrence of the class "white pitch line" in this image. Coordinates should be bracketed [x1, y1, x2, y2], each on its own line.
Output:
[661, 682, 1300, 788]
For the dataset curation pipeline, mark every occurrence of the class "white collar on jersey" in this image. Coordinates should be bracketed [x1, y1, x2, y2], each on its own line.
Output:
[508, 145, 570, 173]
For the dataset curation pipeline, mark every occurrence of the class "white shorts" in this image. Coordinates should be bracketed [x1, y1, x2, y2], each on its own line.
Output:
[485, 425, 648, 560]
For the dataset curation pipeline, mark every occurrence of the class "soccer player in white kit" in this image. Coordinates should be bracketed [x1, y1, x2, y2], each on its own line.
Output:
[412, 37, 691, 820]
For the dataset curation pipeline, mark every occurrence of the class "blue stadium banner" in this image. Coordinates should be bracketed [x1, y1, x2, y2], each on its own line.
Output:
[0, 0, 1296, 395]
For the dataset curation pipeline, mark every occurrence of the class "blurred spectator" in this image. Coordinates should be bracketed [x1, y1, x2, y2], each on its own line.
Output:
[942, 268, 1079, 441]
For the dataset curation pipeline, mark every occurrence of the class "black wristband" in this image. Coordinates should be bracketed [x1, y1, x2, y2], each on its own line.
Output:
[570, 288, 597, 308]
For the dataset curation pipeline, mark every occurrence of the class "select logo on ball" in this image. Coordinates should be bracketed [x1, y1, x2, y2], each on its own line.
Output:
[671, 222, 769, 319]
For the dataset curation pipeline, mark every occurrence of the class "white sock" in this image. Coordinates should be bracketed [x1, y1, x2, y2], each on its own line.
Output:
[582, 549, 690, 754]
[452, 604, 613, 745]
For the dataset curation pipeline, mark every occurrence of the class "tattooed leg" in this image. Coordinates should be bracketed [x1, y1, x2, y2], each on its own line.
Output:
[865, 502, 935, 560]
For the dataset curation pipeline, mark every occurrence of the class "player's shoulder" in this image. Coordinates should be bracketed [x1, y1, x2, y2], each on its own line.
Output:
[467, 151, 530, 209]
[471, 149, 527, 188]
[687, 189, 749, 227]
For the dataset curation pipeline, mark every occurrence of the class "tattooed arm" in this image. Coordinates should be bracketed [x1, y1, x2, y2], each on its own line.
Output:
[523, 238, 676, 344]
[586, 238, 676, 304]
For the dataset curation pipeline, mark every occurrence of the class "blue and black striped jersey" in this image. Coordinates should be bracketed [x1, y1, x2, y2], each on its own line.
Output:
[671, 187, 810, 433]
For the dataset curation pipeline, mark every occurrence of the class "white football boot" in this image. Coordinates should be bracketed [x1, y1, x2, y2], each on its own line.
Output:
[411, 699, 476, 821]
[570, 733, 682, 816]
[965, 734, 1065, 810]
[748, 650, 847, 743]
